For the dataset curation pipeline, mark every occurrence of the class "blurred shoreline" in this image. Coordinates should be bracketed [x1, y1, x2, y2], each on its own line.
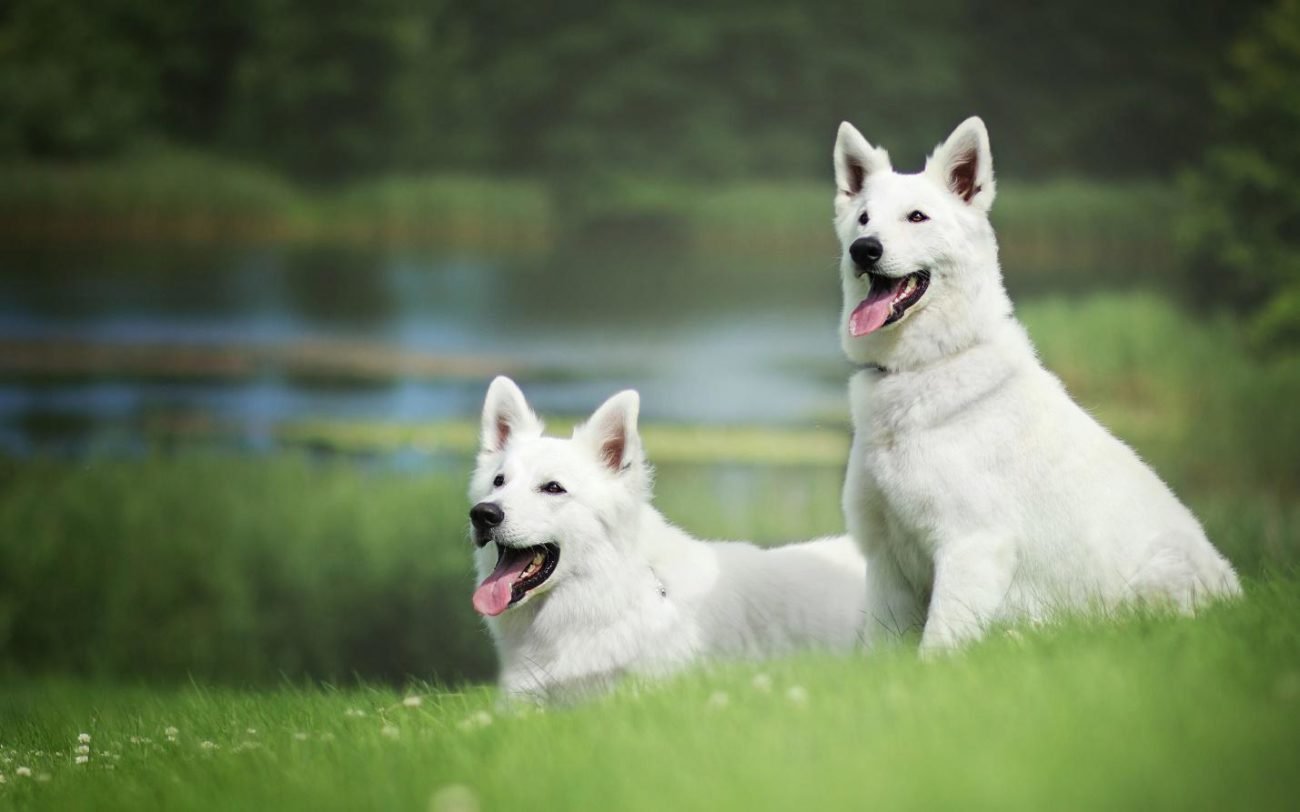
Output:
[0, 151, 1181, 273]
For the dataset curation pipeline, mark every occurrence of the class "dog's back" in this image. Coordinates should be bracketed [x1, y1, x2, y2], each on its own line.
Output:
[658, 531, 866, 659]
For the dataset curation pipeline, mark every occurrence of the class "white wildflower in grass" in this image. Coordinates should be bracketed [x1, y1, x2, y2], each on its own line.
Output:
[380, 724, 400, 740]
[77, 733, 91, 744]
[245, 728, 258, 736]
[164, 726, 179, 742]
[786, 685, 809, 707]
[200, 741, 217, 751]
[751, 673, 773, 693]
[292, 732, 309, 742]
[706, 691, 730, 710]
[430, 784, 481, 812]
[75, 755, 89, 765]
[76, 745, 90, 755]
[455, 710, 493, 733]
[403, 695, 423, 708]
[128, 736, 140, 744]
[344, 708, 366, 718]
[15, 767, 31, 778]
[0, 773, 6, 784]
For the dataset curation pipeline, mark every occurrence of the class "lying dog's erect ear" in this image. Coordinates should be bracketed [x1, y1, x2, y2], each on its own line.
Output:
[926, 116, 996, 211]
[580, 390, 642, 473]
[481, 376, 541, 453]
[834, 121, 891, 197]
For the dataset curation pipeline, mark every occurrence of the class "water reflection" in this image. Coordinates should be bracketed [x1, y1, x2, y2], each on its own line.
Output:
[0, 239, 847, 453]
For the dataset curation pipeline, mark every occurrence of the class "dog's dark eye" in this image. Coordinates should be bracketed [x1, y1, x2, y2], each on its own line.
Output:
[858, 211, 870, 226]
[492, 474, 505, 487]
[540, 481, 567, 495]
[908, 210, 929, 223]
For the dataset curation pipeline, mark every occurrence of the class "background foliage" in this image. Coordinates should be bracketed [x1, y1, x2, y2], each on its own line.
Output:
[4, 0, 1296, 338]
[1180, 0, 1300, 346]
[0, 0, 1262, 180]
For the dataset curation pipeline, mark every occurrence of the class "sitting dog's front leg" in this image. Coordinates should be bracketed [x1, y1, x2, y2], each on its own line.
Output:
[920, 533, 1016, 654]
[861, 549, 925, 650]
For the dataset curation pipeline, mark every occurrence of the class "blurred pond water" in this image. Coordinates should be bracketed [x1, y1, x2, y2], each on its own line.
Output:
[0, 240, 853, 455]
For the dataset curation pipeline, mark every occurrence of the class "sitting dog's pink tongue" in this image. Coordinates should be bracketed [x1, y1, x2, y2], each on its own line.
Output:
[472, 548, 532, 616]
[849, 281, 898, 337]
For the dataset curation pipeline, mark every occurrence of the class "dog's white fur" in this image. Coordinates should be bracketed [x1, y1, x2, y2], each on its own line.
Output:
[832, 117, 1241, 653]
[470, 377, 866, 701]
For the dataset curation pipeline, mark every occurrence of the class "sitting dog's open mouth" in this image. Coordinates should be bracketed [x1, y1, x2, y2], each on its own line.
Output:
[849, 270, 930, 337]
[472, 543, 559, 617]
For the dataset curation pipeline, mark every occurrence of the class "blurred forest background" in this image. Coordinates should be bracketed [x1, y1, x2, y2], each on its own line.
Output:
[0, 0, 1297, 686]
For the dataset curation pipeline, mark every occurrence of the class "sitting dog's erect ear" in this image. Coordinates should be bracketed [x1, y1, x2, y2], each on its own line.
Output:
[926, 116, 996, 212]
[579, 390, 642, 474]
[834, 121, 891, 197]
[480, 376, 542, 453]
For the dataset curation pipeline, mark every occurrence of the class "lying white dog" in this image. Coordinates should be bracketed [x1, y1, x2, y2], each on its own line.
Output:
[468, 376, 866, 701]
[831, 116, 1241, 653]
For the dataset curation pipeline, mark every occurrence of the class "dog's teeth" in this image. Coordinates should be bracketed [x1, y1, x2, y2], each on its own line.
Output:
[532, 552, 543, 565]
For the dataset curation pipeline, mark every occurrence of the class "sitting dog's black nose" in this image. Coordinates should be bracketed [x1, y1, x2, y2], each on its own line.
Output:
[470, 501, 505, 531]
[850, 236, 884, 274]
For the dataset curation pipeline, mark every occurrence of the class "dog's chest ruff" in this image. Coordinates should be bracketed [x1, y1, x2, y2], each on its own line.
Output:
[845, 340, 1031, 558]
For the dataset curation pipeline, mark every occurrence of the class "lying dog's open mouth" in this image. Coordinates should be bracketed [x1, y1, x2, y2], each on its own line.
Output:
[472, 543, 559, 617]
[849, 270, 930, 337]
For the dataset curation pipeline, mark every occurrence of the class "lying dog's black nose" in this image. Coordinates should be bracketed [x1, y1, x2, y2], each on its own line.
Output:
[470, 501, 504, 532]
[850, 236, 883, 274]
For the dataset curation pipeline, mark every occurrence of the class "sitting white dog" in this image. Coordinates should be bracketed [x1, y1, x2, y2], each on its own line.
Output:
[831, 116, 1241, 653]
[468, 376, 866, 702]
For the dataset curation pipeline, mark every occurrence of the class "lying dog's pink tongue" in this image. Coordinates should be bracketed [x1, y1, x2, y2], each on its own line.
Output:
[472, 548, 532, 616]
[849, 279, 900, 337]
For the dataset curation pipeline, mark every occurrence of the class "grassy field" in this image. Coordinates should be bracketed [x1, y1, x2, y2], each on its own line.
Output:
[1, 582, 1297, 811]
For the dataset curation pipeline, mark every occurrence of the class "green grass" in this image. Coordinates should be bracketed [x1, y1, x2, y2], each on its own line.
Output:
[0, 454, 852, 686]
[0, 456, 1293, 691]
[0, 580, 1297, 811]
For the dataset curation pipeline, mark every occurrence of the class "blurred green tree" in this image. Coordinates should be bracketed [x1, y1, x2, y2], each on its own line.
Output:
[0, 0, 1276, 184]
[479, 0, 967, 181]
[0, 0, 160, 156]
[1181, 0, 1300, 347]
[964, 0, 1256, 178]
[222, 0, 479, 182]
